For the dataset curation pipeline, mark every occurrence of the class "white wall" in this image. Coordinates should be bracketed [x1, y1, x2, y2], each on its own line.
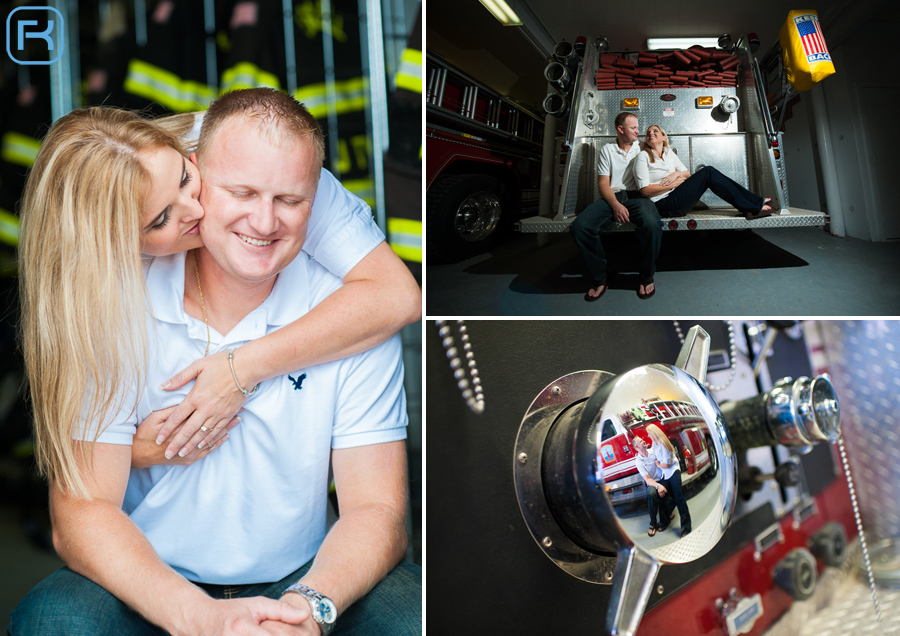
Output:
[792, 8, 900, 241]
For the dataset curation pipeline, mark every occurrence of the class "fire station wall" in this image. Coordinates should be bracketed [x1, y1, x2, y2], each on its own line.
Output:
[817, 14, 899, 242]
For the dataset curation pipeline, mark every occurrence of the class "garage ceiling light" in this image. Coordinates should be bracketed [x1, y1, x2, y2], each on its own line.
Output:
[647, 37, 720, 50]
[478, 0, 523, 26]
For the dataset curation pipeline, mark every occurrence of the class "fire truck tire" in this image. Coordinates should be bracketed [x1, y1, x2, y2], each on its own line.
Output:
[427, 174, 507, 263]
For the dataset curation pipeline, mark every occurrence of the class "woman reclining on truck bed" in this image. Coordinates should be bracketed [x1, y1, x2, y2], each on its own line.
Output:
[633, 124, 773, 221]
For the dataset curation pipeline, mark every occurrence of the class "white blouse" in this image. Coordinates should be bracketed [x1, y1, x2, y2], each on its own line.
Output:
[633, 147, 689, 202]
[653, 443, 679, 480]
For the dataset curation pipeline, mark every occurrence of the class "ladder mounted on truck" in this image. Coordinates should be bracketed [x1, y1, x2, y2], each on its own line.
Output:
[517, 36, 828, 234]
[426, 51, 545, 152]
[426, 52, 544, 262]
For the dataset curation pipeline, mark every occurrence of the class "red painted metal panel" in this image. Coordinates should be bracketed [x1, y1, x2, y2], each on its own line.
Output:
[638, 456, 854, 635]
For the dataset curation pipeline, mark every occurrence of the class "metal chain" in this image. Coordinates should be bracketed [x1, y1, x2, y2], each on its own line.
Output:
[193, 249, 210, 358]
[838, 436, 882, 622]
[674, 320, 737, 392]
[436, 320, 485, 414]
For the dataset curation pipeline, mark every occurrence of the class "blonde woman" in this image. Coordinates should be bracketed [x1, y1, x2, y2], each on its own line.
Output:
[633, 124, 773, 221]
[19, 101, 421, 498]
[646, 424, 692, 536]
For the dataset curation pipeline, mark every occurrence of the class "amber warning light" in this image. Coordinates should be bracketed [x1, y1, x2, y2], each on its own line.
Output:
[696, 96, 714, 108]
[623, 98, 639, 109]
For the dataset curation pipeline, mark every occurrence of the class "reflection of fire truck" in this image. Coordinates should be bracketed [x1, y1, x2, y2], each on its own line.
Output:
[596, 398, 716, 504]
[426, 51, 544, 262]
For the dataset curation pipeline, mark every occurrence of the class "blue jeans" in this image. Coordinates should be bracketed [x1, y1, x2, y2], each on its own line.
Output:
[570, 190, 662, 284]
[655, 166, 764, 217]
[8, 560, 421, 636]
[658, 470, 690, 530]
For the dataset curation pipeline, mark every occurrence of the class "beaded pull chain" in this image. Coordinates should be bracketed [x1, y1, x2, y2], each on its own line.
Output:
[838, 436, 881, 622]
[436, 320, 484, 414]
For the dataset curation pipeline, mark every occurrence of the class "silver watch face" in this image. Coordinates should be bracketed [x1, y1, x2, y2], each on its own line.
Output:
[314, 597, 337, 624]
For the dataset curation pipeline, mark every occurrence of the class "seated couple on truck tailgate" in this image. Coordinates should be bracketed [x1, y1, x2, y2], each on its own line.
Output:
[570, 112, 662, 301]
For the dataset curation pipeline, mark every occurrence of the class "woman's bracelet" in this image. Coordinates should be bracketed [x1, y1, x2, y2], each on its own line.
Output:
[228, 349, 260, 398]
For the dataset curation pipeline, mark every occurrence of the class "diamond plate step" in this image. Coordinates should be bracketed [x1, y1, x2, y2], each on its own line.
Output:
[515, 207, 827, 233]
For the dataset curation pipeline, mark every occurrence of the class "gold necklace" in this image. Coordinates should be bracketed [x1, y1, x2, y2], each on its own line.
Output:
[192, 249, 210, 357]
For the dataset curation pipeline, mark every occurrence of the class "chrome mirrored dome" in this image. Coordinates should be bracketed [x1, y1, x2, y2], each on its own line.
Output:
[590, 364, 736, 563]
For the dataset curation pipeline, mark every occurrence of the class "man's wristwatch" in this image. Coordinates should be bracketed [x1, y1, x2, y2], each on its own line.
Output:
[282, 583, 337, 635]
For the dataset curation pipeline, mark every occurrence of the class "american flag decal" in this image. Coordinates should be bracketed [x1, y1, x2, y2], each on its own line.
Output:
[794, 15, 831, 63]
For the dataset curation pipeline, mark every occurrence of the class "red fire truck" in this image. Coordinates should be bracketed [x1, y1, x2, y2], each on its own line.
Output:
[596, 398, 716, 506]
[426, 51, 544, 262]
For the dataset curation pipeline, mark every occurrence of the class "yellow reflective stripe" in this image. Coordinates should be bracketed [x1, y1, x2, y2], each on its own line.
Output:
[124, 59, 216, 112]
[221, 62, 281, 92]
[341, 177, 375, 207]
[388, 217, 422, 238]
[0, 208, 19, 247]
[390, 244, 422, 262]
[294, 77, 367, 119]
[396, 48, 422, 94]
[1, 131, 40, 167]
[388, 217, 422, 263]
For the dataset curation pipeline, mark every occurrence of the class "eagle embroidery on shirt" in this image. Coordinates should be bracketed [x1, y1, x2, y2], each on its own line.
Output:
[288, 373, 307, 390]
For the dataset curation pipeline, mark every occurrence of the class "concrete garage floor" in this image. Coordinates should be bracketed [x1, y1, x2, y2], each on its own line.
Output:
[426, 226, 900, 316]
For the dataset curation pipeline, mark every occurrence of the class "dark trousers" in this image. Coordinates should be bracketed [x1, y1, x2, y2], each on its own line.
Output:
[648, 486, 676, 527]
[570, 190, 662, 284]
[655, 166, 764, 217]
[658, 470, 691, 530]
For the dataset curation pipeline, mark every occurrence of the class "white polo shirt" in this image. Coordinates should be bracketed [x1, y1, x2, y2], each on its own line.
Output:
[597, 142, 641, 192]
[87, 253, 408, 584]
[635, 453, 662, 482]
[633, 148, 689, 202]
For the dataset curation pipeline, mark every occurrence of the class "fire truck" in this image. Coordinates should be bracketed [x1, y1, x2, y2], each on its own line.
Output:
[516, 35, 828, 235]
[595, 398, 715, 506]
[426, 52, 544, 262]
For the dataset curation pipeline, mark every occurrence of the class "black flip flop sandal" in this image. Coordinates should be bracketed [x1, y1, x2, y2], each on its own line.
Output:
[584, 278, 608, 302]
[637, 278, 655, 300]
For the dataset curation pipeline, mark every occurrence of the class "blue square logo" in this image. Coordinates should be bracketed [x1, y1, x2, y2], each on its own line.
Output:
[6, 6, 64, 65]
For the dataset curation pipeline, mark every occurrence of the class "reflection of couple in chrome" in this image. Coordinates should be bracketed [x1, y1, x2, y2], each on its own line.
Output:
[634, 425, 692, 538]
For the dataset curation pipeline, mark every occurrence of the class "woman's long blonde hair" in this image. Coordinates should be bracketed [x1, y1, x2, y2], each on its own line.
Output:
[19, 107, 193, 498]
[646, 423, 675, 454]
[643, 125, 670, 164]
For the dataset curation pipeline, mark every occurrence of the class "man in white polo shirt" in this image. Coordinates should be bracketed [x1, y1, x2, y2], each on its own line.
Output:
[11, 91, 419, 635]
[570, 112, 663, 301]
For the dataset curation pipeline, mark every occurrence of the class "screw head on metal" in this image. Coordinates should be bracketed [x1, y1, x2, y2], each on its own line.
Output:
[542, 537, 553, 547]
[551, 386, 562, 395]
[518, 452, 528, 464]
